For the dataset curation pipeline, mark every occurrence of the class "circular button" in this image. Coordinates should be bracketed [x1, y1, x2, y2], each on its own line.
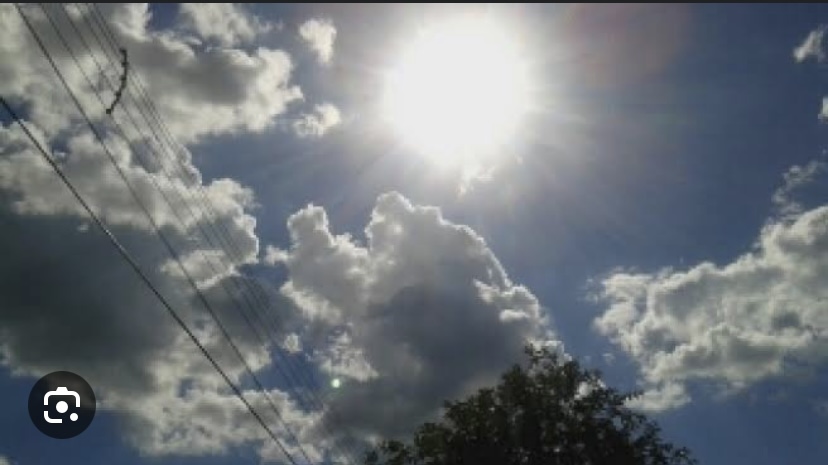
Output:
[28, 371, 96, 439]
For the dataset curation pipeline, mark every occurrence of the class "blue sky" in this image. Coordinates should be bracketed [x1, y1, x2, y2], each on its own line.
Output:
[2, 3, 828, 465]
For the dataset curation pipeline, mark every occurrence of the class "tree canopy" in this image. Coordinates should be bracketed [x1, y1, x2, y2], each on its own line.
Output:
[364, 345, 695, 465]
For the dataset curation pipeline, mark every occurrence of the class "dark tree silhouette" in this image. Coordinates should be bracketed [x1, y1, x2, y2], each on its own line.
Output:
[365, 345, 695, 465]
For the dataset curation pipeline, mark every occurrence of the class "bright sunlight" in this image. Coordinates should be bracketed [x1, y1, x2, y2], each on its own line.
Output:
[383, 17, 530, 168]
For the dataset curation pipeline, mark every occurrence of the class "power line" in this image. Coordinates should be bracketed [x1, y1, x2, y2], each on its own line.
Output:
[43, 4, 364, 463]
[0, 93, 302, 465]
[14, 4, 313, 464]
[68, 4, 362, 462]
[79, 4, 365, 462]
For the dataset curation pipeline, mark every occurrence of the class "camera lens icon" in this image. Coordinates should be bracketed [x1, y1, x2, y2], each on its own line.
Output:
[44, 387, 81, 424]
[29, 371, 96, 439]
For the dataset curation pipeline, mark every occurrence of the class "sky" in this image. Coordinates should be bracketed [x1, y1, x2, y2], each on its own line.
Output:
[1, 3, 828, 465]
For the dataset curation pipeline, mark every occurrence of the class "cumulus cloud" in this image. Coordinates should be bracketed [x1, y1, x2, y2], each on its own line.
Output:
[298, 19, 336, 65]
[594, 204, 828, 411]
[72, 3, 301, 143]
[292, 103, 341, 138]
[0, 3, 327, 463]
[271, 192, 556, 437]
[0, 3, 554, 461]
[178, 3, 273, 47]
[794, 25, 827, 63]
[590, 24, 828, 413]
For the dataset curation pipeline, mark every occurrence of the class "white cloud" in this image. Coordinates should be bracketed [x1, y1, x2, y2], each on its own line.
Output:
[179, 3, 273, 47]
[794, 27, 828, 120]
[0, 4, 332, 463]
[67, 3, 302, 143]
[0, 3, 553, 461]
[292, 103, 341, 138]
[794, 25, 827, 63]
[625, 383, 690, 412]
[273, 192, 557, 437]
[298, 19, 336, 65]
[0, 456, 11, 465]
[595, 204, 828, 411]
[120, 385, 326, 462]
[264, 244, 289, 264]
[772, 156, 827, 218]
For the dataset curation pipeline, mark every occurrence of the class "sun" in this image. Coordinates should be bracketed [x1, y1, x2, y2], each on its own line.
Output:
[383, 17, 530, 168]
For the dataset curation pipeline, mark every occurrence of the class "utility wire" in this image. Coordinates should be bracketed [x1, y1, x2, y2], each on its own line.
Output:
[80, 4, 365, 462]
[58, 6, 359, 462]
[51, 4, 362, 463]
[0, 93, 302, 465]
[68, 5, 361, 463]
[15, 5, 312, 464]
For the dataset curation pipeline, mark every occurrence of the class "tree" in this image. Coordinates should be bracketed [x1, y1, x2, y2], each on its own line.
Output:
[364, 345, 695, 465]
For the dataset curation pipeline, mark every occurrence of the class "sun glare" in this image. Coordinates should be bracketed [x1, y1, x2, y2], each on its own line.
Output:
[383, 17, 529, 168]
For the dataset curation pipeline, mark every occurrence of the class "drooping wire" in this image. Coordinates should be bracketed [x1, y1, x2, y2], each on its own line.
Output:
[56, 5, 361, 462]
[65, 4, 363, 463]
[80, 3, 365, 462]
[14, 5, 314, 464]
[51, 3, 363, 463]
[0, 93, 302, 465]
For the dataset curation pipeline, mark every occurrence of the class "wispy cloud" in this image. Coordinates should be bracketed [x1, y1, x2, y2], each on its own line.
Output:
[794, 25, 827, 63]
[772, 156, 827, 218]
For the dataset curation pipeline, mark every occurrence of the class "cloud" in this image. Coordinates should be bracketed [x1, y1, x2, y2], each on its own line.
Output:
[590, 24, 828, 413]
[0, 4, 330, 462]
[68, 3, 301, 143]
[594, 203, 828, 411]
[0, 116, 321, 460]
[0, 456, 11, 465]
[270, 192, 557, 437]
[772, 156, 827, 218]
[292, 103, 341, 138]
[0, 3, 553, 461]
[794, 25, 827, 63]
[625, 383, 690, 412]
[264, 243, 290, 264]
[122, 385, 326, 463]
[794, 27, 828, 120]
[178, 3, 273, 47]
[298, 19, 336, 65]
